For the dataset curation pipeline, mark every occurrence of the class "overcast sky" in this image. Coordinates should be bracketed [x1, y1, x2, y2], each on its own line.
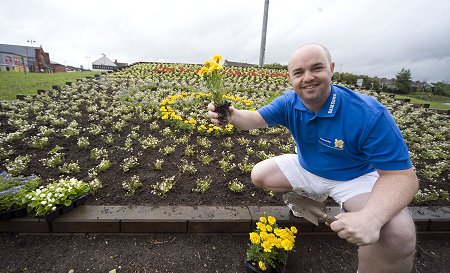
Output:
[2, 0, 449, 82]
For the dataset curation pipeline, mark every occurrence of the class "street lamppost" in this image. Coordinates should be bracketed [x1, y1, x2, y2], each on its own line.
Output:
[338, 63, 344, 81]
[259, 0, 269, 68]
[27, 40, 36, 72]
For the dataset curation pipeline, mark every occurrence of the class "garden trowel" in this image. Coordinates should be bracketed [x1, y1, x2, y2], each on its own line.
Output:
[282, 192, 337, 226]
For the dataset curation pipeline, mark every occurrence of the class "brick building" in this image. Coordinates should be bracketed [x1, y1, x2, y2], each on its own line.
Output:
[0, 44, 59, 72]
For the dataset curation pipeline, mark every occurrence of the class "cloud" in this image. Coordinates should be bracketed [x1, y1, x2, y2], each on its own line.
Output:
[1, 0, 449, 82]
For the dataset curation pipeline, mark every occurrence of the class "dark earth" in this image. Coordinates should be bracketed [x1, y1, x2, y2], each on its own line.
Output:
[0, 233, 449, 272]
[1, 93, 449, 272]
[3, 117, 449, 208]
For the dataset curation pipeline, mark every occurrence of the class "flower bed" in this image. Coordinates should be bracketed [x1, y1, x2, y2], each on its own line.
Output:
[0, 63, 448, 207]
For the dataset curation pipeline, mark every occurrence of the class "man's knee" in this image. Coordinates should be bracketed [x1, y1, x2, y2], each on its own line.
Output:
[379, 211, 416, 257]
[250, 161, 266, 188]
[250, 159, 292, 191]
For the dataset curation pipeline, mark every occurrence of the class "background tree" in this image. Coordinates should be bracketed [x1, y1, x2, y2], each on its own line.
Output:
[394, 68, 412, 94]
[433, 81, 450, 96]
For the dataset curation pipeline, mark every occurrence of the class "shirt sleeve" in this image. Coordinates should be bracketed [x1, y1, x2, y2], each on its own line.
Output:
[257, 93, 289, 127]
[361, 108, 413, 171]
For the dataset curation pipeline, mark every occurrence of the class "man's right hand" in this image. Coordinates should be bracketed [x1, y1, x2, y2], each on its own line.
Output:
[207, 103, 267, 130]
[207, 102, 234, 125]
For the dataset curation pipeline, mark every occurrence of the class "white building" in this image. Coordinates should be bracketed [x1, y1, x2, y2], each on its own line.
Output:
[92, 54, 117, 71]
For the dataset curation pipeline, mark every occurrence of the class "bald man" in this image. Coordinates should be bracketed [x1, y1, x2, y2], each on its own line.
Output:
[208, 43, 418, 273]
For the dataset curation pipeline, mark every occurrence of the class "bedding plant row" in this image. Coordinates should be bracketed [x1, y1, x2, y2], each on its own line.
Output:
[0, 62, 448, 212]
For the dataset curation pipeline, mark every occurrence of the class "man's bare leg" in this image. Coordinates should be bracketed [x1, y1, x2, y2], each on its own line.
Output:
[344, 193, 416, 273]
[251, 158, 292, 192]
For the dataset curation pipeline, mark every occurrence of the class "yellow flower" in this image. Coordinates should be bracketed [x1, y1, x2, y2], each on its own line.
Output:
[258, 261, 267, 271]
[290, 226, 298, 234]
[273, 238, 282, 248]
[266, 225, 273, 232]
[197, 66, 209, 76]
[268, 216, 276, 225]
[281, 239, 294, 251]
[203, 60, 214, 68]
[259, 231, 268, 240]
[259, 216, 267, 223]
[256, 222, 266, 232]
[207, 62, 222, 73]
[188, 118, 197, 125]
[250, 232, 260, 244]
[212, 55, 223, 64]
[262, 240, 272, 252]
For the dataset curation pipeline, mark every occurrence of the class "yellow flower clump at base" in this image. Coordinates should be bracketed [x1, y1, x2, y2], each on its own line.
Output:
[246, 212, 298, 271]
[158, 91, 253, 136]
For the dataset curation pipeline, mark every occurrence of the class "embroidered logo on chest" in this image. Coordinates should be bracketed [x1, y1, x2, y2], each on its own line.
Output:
[334, 139, 344, 149]
[319, 137, 344, 150]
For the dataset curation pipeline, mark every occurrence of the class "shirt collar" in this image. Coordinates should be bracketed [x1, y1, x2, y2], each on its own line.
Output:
[294, 85, 340, 117]
[316, 85, 340, 117]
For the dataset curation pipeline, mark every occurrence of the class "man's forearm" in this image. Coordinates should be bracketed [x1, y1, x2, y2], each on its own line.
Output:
[230, 109, 268, 130]
[361, 169, 419, 226]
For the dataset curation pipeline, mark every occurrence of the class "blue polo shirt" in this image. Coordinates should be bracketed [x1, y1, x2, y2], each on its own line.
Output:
[258, 84, 412, 181]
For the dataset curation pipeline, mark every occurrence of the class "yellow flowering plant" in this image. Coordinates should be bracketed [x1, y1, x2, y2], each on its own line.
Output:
[246, 213, 297, 272]
[198, 55, 231, 124]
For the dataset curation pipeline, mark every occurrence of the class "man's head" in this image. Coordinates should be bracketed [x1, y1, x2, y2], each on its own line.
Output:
[287, 43, 335, 112]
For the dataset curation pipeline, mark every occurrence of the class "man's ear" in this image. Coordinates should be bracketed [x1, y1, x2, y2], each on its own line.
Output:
[330, 62, 335, 73]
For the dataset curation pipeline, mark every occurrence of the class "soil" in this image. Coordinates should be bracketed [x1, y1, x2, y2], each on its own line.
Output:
[0, 233, 448, 273]
[214, 100, 232, 125]
[1, 90, 449, 273]
[1, 116, 449, 208]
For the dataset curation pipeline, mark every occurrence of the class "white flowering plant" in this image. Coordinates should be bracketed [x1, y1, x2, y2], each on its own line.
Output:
[24, 177, 90, 216]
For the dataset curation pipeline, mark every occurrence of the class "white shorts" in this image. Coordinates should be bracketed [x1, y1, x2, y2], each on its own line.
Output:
[274, 154, 379, 206]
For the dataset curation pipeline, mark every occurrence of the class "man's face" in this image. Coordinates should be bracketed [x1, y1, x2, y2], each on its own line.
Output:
[288, 45, 335, 112]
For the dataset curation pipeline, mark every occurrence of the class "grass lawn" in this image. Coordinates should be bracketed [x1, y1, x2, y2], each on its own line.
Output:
[0, 71, 99, 100]
[394, 93, 450, 110]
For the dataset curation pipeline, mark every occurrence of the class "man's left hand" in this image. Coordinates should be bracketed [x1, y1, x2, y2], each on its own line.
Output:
[330, 211, 384, 246]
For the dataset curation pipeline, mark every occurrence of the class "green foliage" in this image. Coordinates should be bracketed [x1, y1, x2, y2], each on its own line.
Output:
[154, 159, 164, 170]
[25, 178, 90, 216]
[264, 91, 282, 104]
[0, 174, 40, 211]
[122, 175, 142, 195]
[5, 155, 31, 176]
[228, 178, 245, 193]
[413, 187, 449, 204]
[59, 161, 81, 174]
[263, 63, 287, 69]
[151, 176, 176, 197]
[395, 68, 412, 94]
[192, 176, 212, 193]
[433, 81, 450, 96]
[335, 73, 381, 90]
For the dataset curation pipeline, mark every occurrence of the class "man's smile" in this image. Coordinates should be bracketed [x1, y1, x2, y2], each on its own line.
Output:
[301, 83, 319, 91]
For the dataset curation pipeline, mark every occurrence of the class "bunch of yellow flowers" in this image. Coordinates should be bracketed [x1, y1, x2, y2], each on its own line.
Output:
[198, 55, 226, 104]
[246, 213, 297, 271]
